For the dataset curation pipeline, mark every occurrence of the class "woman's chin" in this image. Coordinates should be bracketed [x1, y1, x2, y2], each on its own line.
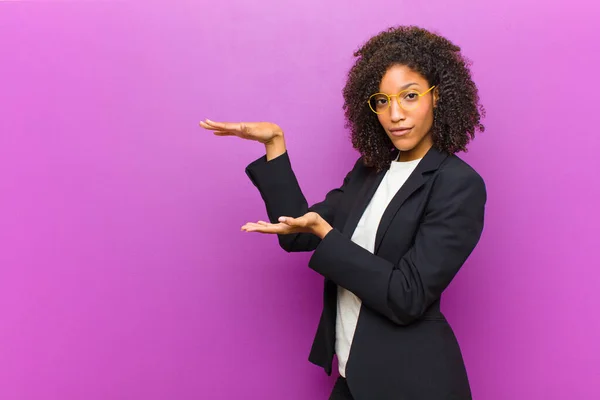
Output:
[390, 138, 416, 152]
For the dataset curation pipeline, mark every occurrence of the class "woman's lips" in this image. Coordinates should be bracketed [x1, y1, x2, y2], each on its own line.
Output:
[389, 127, 412, 137]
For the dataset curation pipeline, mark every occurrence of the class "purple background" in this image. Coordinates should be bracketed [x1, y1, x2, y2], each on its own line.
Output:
[1, 1, 599, 399]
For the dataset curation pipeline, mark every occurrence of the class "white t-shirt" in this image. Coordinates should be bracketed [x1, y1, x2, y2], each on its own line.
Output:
[335, 155, 422, 377]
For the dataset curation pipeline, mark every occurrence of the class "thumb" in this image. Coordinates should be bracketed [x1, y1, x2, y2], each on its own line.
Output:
[278, 216, 296, 225]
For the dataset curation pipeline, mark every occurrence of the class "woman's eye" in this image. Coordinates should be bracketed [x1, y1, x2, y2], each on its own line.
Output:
[404, 92, 419, 101]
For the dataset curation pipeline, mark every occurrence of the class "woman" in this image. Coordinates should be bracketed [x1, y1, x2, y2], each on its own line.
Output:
[200, 26, 486, 400]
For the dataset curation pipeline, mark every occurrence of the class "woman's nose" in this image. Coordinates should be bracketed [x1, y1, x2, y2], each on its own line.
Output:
[389, 97, 406, 122]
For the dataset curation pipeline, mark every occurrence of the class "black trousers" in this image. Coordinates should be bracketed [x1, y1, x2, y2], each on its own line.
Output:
[329, 377, 354, 400]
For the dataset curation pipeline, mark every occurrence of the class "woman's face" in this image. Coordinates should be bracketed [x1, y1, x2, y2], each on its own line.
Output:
[374, 64, 438, 161]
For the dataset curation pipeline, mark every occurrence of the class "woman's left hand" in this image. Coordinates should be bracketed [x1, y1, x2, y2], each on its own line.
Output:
[241, 212, 333, 239]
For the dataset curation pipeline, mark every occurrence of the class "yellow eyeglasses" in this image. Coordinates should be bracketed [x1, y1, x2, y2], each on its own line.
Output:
[368, 85, 436, 114]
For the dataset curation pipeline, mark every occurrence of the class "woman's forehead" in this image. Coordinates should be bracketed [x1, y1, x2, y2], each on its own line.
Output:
[379, 65, 427, 90]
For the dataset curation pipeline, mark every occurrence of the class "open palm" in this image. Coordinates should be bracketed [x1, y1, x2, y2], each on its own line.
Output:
[241, 212, 321, 235]
[199, 119, 282, 144]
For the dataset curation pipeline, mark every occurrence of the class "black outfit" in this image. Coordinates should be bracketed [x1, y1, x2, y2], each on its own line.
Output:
[245, 146, 486, 400]
[329, 377, 354, 400]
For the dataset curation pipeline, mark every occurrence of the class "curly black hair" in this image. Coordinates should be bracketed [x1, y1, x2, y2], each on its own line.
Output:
[342, 26, 485, 171]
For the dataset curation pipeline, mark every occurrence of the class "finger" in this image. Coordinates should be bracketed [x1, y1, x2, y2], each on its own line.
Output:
[281, 216, 309, 228]
[200, 120, 230, 128]
[278, 216, 296, 225]
[242, 221, 292, 233]
[199, 120, 229, 131]
[241, 222, 271, 231]
[212, 131, 238, 137]
[202, 119, 225, 128]
[205, 119, 248, 132]
[242, 223, 280, 234]
[212, 130, 259, 141]
[199, 121, 217, 130]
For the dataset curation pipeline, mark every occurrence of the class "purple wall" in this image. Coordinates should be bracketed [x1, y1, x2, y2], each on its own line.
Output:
[1, 1, 598, 399]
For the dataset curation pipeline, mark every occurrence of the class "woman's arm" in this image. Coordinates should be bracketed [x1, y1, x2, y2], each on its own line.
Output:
[245, 150, 359, 252]
[199, 118, 360, 253]
[308, 167, 487, 325]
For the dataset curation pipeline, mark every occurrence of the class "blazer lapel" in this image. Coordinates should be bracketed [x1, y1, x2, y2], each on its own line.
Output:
[341, 167, 386, 239]
[373, 147, 449, 253]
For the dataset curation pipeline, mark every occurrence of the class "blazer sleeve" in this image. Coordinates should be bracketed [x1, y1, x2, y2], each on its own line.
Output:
[307, 167, 487, 325]
[245, 151, 360, 253]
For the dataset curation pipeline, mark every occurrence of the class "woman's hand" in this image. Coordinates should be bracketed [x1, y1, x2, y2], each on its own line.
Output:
[200, 119, 286, 160]
[199, 119, 283, 144]
[241, 212, 333, 239]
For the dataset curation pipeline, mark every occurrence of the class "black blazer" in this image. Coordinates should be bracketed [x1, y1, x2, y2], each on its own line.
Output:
[245, 146, 486, 400]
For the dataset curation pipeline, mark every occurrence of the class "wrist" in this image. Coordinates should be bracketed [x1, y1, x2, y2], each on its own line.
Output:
[265, 133, 286, 161]
[314, 217, 333, 239]
[264, 131, 284, 144]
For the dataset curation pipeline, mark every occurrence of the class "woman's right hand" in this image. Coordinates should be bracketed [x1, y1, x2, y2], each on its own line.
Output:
[199, 119, 283, 144]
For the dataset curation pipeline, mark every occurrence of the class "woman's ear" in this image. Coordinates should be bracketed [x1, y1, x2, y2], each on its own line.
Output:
[433, 87, 439, 108]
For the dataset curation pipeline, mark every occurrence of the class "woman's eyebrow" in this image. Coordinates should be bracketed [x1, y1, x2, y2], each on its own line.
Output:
[381, 82, 420, 92]
[398, 82, 419, 90]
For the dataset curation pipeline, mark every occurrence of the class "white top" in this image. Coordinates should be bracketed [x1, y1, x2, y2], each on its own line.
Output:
[335, 154, 422, 377]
